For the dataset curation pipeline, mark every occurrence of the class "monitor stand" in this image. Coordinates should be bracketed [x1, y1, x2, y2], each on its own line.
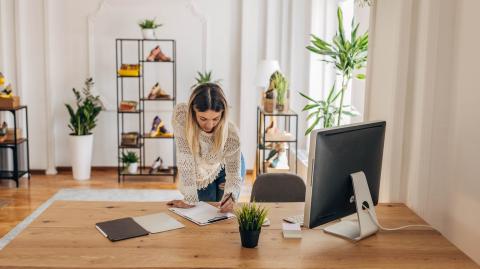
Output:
[323, 171, 379, 241]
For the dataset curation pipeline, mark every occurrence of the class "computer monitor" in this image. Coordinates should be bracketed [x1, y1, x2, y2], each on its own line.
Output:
[304, 121, 386, 241]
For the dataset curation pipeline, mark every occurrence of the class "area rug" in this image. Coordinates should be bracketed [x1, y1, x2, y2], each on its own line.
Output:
[0, 188, 183, 250]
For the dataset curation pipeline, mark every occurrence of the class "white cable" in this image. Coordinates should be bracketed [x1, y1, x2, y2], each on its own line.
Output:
[366, 208, 434, 231]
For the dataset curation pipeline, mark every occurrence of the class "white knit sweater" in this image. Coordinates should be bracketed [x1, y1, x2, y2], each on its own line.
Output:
[172, 103, 242, 204]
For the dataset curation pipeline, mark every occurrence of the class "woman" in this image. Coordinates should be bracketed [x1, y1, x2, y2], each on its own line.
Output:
[167, 83, 246, 213]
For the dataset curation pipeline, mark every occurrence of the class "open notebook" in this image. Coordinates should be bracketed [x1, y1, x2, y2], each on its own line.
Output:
[96, 212, 184, 242]
[169, 201, 235, 226]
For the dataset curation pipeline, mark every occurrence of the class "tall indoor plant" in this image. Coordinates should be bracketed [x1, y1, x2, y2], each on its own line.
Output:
[65, 78, 103, 180]
[300, 7, 368, 134]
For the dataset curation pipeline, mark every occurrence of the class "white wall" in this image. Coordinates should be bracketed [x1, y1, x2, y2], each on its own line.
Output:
[0, 0, 315, 171]
[367, 0, 480, 264]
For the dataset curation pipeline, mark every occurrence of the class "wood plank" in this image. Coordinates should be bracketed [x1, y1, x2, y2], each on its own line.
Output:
[0, 201, 477, 269]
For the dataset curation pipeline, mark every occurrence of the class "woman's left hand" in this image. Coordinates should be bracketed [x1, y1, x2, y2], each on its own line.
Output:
[219, 196, 235, 213]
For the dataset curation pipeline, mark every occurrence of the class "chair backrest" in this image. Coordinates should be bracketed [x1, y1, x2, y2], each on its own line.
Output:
[250, 173, 306, 202]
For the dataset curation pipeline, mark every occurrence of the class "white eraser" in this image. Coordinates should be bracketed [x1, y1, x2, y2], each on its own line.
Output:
[283, 222, 302, 239]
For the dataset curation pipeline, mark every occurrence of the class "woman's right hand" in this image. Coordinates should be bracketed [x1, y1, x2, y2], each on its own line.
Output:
[167, 200, 195, 208]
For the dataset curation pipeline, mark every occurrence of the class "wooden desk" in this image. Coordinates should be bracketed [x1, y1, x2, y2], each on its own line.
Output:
[0, 201, 477, 268]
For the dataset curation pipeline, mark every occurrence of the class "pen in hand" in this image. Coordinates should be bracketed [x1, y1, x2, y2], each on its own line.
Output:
[220, 193, 233, 207]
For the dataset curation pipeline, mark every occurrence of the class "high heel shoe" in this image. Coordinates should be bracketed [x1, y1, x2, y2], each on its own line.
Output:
[149, 116, 174, 137]
[0, 122, 8, 143]
[149, 156, 168, 174]
[147, 82, 171, 99]
[146, 46, 161, 61]
[154, 47, 171, 62]
[150, 116, 163, 137]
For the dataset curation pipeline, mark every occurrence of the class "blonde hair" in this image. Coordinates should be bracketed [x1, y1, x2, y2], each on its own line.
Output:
[185, 83, 229, 157]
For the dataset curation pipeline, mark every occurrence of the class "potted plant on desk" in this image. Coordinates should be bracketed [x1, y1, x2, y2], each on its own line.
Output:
[235, 203, 268, 248]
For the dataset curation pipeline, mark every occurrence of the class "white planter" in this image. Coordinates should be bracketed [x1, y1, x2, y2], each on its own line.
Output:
[128, 162, 138, 174]
[142, 29, 156, 39]
[69, 134, 94, 180]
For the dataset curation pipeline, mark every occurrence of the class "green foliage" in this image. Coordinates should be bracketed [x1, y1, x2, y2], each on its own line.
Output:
[300, 83, 359, 135]
[65, 78, 103, 136]
[192, 70, 222, 89]
[120, 151, 139, 164]
[235, 203, 268, 231]
[269, 71, 289, 106]
[138, 18, 162, 29]
[301, 7, 368, 133]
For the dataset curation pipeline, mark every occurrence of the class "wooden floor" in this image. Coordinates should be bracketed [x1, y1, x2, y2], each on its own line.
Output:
[0, 170, 254, 239]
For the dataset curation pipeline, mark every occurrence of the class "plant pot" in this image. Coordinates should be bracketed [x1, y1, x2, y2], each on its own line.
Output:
[127, 162, 138, 174]
[142, 29, 156, 40]
[263, 98, 275, 113]
[69, 134, 94, 180]
[239, 228, 261, 248]
[276, 98, 288, 112]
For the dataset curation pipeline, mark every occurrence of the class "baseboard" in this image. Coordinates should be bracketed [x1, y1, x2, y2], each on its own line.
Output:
[31, 167, 254, 175]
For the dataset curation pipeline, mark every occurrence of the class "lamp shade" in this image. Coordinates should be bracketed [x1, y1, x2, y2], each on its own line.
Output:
[255, 60, 280, 89]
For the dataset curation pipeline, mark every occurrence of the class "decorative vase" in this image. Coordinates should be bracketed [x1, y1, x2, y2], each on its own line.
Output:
[239, 228, 261, 248]
[142, 29, 156, 40]
[128, 162, 138, 174]
[69, 134, 94, 180]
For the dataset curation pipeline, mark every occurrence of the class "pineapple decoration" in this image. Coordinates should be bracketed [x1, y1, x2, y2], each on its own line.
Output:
[0, 72, 13, 99]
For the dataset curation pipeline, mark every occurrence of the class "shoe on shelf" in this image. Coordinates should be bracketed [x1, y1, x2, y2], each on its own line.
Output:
[146, 46, 161, 61]
[149, 116, 174, 138]
[150, 116, 163, 137]
[149, 156, 169, 174]
[0, 122, 7, 143]
[146, 46, 171, 62]
[147, 82, 171, 100]
[155, 46, 171, 62]
[0, 84, 13, 99]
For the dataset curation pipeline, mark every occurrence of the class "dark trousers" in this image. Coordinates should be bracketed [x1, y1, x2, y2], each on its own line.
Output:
[197, 154, 246, 202]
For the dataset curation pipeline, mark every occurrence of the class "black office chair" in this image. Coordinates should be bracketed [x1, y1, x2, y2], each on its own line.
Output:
[250, 173, 306, 202]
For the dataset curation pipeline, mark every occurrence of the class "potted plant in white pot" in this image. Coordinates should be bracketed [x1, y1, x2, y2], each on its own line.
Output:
[121, 151, 139, 174]
[65, 78, 103, 180]
[235, 203, 268, 248]
[138, 18, 162, 40]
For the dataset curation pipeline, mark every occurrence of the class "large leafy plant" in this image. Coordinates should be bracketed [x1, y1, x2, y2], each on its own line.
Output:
[65, 78, 103, 136]
[301, 7, 368, 134]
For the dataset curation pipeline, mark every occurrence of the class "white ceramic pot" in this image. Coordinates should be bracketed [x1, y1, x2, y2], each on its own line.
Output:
[128, 162, 138, 174]
[142, 29, 156, 39]
[69, 134, 94, 180]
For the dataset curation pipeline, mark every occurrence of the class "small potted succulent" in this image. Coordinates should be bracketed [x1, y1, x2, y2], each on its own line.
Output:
[121, 151, 139, 174]
[272, 71, 289, 112]
[235, 203, 268, 248]
[138, 18, 162, 40]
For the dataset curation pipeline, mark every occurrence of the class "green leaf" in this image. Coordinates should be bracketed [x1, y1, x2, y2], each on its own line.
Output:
[356, 74, 366, 80]
[298, 91, 318, 103]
